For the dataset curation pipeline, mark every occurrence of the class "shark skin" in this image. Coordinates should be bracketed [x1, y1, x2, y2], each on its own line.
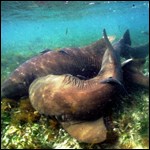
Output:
[122, 43, 149, 59]
[122, 58, 149, 89]
[1, 30, 131, 99]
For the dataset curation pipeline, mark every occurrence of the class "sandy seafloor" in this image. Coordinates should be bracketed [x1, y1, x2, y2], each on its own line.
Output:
[1, 1, 149, 149]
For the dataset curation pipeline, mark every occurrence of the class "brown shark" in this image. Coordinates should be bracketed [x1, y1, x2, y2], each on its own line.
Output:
[29, 29, 123, 143]
[122, 58, 149, 89]
[1, 30, 131, 99]
[1, 29, 149, 100]
[121, 43, 149, 59]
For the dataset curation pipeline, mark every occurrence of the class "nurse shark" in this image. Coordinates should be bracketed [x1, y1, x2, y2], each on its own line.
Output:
[1, 29, 149, 99]
[29, 29, 124, 143]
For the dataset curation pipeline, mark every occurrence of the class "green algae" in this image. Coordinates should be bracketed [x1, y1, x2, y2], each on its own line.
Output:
[111, 91, 149, 149]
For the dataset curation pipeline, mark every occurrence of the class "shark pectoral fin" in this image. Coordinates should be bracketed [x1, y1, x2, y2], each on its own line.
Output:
[122, 58, 146, 76]
[122, 58, 146, 72]
[60, 117, 107, 144]
[100, 77, 128, 95]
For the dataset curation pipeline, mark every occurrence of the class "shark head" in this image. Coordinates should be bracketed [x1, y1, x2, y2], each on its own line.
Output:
[1, 78, 28, 99]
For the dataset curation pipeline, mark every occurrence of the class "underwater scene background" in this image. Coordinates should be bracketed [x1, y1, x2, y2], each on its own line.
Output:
[1, 1, 149, 149]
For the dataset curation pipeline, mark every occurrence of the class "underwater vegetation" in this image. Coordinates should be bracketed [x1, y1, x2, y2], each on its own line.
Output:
[1, 65, 149, 149]
[112, 90, 149, 149]
[1, 90, 149, 149]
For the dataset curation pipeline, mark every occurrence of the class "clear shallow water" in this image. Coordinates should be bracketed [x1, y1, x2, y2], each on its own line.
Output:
[1, 1, 149, 149]
[1, 1, 149, 87]
[2, 1, 149, 54]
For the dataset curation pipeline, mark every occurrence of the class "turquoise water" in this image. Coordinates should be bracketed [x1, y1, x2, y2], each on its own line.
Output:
[2, 1, 149, 51]
[1, 1, 149, 80]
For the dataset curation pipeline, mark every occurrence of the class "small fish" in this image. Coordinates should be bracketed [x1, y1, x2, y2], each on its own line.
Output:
[66, 28, 68, 35]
